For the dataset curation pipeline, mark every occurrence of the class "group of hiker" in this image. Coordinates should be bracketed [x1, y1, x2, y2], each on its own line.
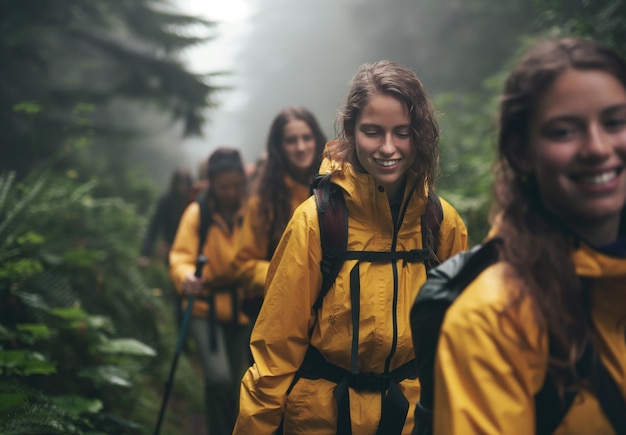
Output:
[142, 36, 626, 435]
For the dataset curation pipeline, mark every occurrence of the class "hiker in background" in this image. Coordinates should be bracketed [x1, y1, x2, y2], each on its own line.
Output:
[190, 157, 210, 201]
[169, 148, 250, 435]
[138, 167, 193, 270]
[431, 38, 626, 434]
[233, 60, 468, 434]
[233, 107, 327, 321]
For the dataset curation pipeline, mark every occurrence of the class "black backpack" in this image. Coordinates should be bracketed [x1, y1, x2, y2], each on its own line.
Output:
[410, 238, 626, 435]
[312, 175, 443, 312]
[289, 175, 443, 435]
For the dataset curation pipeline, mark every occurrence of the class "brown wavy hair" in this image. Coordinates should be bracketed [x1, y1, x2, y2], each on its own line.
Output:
[329, 60, 440, 197]
[327, 60, 440, 253]
[492, 37, 626, 390]
[256, 107, 327, 257]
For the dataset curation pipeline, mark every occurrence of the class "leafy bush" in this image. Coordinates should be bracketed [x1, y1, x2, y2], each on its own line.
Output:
[0, 171, 166, 434]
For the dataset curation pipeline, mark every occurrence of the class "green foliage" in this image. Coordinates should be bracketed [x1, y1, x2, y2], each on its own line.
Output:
[428, 0, 626, 245]
[433, 75, 502, 245]
[98, 338, 157, 357]
[0, 170, 173, 434]
[534, 0, 626, 57]
[0, 381, 83, 435]
[1, 0, 220, 188]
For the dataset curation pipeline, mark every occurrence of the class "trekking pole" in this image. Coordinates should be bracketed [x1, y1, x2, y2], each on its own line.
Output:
[154, 255, 208, 435]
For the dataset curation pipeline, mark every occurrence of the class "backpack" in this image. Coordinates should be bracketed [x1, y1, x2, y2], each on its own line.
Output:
[409, 238, 626, 435]
[289, 175, 443, 435]
[312, 174, 443, 313]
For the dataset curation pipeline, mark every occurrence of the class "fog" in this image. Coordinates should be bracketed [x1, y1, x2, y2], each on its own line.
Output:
[178, 0, 368, 168]
[176, 0, 532, 171]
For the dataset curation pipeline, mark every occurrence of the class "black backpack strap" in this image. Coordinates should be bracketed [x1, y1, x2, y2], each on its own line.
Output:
[422, 191, 443, 271]
[594, 351, 626, 434]
[536, 339, 626, 435]
[537, 275, 626, 435]
[345, 249, 430, 263]
[283, 177, 347, 401]
[535, 342, 591, 435]
[197, 195, 212, 256]
[312, 176, 347, 312]
[196, 196, 218, 352]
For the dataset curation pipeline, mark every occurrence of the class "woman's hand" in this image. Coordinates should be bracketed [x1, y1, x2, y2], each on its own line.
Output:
[182, 274, 203, 295]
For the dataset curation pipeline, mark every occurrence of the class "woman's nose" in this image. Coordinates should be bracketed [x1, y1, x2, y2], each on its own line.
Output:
[379, 133, 395, 155]
[296, 138, 307, 150]
[581, 123, 612, 159]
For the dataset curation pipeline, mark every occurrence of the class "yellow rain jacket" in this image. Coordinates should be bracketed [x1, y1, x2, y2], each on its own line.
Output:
[169, 201, 249, 324]
[233, 175, 312, 296]
[234, 161, 468, 435]
[435, 241, 626, 434]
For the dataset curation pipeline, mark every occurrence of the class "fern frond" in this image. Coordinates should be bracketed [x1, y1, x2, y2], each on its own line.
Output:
[69, 180, 97, 202]
[0, 172, 16, 213]
[0, 175, 47, 239]
[0, 380, 81, 435]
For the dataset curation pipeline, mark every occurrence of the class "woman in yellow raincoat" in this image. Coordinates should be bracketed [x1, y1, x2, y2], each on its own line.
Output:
[433, 38, 626, 434]
[169, 148, 250, 435]
[233, 106, 327, 317]
[233, 60, 468, 435]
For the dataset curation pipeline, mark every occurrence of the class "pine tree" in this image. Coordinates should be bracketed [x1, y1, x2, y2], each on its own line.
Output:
[0, 0, 219, 176]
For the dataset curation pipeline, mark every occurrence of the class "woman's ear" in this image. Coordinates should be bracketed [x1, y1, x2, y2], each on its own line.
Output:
[507, 136, 533, 173]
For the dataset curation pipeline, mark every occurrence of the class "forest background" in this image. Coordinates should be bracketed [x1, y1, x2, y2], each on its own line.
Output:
[1, 1, 624, 433]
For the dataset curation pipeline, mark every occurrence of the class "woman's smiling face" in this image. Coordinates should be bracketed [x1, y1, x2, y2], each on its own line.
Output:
[527, 68, 626, 245]
[282, 119, 317, 178]
[354, 92, 414, 200]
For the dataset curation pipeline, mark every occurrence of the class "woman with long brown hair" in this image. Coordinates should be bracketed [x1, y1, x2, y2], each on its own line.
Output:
[433, 37, 626, 434]
[233, 106, 327, 314]
[234, 61, 467, 434]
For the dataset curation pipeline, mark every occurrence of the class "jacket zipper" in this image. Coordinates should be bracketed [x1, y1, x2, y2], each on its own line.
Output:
[383, 184, 414, 374]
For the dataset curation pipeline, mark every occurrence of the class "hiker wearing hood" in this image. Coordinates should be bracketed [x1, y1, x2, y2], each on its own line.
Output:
[432, 38, 626, 434]
[233, 60, 468, 435]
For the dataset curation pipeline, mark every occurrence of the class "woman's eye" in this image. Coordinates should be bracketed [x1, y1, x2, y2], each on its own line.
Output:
[396, 131, 411, 138]
[363, 130, 379, 137]
[605, 117, 626, 131]
[544, 125, 575, 141]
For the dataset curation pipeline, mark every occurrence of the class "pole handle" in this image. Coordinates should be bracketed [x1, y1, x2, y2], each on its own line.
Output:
[195, 255, 208, 278]
[153, 254, 208, 435]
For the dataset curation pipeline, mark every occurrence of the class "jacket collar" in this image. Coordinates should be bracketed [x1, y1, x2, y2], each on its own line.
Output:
[573, 241, 626, 278]
[320, 156, 428, 228]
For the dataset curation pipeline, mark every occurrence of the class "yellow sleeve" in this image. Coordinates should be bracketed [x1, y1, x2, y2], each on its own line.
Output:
[169, 202, 218, 293]
[233, 196, 271, 296]
[437, 196, 469, 261]
[433, 266, 546, 434]
[168, 203, 201, 294]
[233, 198, 322, 434]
